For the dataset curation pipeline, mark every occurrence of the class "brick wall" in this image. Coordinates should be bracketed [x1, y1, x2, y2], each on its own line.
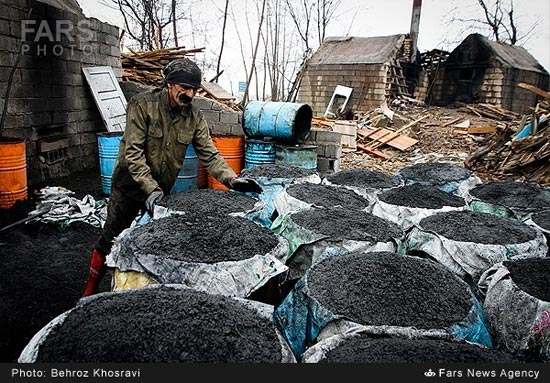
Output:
[0, 0, 121, 184]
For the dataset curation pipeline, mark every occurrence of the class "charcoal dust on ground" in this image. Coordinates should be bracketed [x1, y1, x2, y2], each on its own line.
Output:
[0, 168, 110, 362]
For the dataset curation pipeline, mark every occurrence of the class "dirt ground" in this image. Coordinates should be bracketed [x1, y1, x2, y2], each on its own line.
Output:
[0, 168, 111, 362]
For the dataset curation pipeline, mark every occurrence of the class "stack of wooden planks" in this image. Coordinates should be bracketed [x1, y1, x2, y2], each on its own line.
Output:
[122, 46, 205, 86]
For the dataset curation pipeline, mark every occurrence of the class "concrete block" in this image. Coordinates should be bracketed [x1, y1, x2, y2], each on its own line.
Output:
[322, 143, 342, 159]
[99, 43, 111, 55]
[219, 112, 239, 124]
[193, 97, 213, 110]
[208, 122, 231, 135]
[314, 129, 341, 144]
[230, 124, 244, 136]
[317, 156, 340, 174]
[201, 110, 220, 123]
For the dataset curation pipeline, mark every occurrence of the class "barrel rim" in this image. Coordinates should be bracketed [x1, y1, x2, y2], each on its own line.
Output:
[0, 136, 25, 144]
[97, 131, 124, 138]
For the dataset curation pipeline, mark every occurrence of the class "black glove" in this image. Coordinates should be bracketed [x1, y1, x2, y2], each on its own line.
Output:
[229, 177, 263, 194]
[145, 190, 164, 216]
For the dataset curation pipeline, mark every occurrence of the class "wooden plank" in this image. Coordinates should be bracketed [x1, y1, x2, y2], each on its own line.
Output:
[357, 127, 418, 150]
[200, 81, 236, 100]
[356, 144, 391, 159]
[517, 82, 550, 99]
[454, 126, 496, 135]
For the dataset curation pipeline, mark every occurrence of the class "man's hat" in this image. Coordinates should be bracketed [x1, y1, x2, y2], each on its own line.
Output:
[163, 58, 202, 89]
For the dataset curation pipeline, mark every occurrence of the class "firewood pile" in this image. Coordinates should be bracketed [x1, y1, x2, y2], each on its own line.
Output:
[465, 99, 550, 184]
[122, 46, 205, 86]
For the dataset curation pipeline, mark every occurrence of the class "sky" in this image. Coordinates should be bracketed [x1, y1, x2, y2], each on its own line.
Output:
[78, 0, 550, 97]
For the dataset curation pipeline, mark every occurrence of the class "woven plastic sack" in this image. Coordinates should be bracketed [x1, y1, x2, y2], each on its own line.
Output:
[19, 285, 296, 363]
[479, 261, 550, 361]
[273, 255, 491, 359]
[321, 177, 402, 209]
[371, 198, 468, 230]
[107, 218, 289, 298]
[406, 224, 548, 284]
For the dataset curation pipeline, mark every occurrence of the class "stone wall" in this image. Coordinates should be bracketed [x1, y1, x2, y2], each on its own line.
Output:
[0, 0, 121, 184]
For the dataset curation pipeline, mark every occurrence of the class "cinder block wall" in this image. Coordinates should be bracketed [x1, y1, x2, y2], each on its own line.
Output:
[0, 0, 121, 184]
[119, 81, 244, 137]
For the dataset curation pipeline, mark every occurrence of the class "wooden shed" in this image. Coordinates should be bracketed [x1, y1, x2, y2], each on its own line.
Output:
[296, 35, 412, 116]
[429, 33, 549, 113]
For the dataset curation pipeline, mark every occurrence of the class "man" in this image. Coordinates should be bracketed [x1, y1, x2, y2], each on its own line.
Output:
[83, 58, 262, 296]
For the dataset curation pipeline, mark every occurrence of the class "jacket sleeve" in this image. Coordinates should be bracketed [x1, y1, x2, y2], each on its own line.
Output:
[124, 98, 160, 195]
[192, 116, 237, 186]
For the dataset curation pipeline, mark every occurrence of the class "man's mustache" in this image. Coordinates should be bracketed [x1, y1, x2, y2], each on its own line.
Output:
[178, 93, 193, 104]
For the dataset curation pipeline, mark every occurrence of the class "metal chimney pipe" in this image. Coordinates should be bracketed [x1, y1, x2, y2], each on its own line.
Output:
[409, 0, 422, 63]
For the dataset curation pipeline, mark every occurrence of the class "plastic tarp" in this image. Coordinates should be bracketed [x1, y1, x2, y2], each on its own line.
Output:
[107, 227, 289, 298]
[19, 285, 296, 363]
[273, 257, 491, 359]
[246, 174, 321, 227]
[478, 261, 550, 361]
[394, 171, 482, 199]
[406, 225, 548, 283]
[370, 199, 468, 231]
[27, 187, 108, 228]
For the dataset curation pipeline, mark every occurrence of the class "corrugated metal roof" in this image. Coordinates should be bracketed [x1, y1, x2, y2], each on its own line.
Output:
[308, 35, 406, 65]
[476, 34, 547, 74]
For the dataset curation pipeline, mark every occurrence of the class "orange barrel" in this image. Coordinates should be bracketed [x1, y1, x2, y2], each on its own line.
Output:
[198, 163, 207, 189]
[0, 137, 27, 209]
[207, 135, 244, 191]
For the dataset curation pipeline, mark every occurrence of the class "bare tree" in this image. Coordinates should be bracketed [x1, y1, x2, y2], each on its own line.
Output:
[172, 0, 178, 46]
[242, 0, 267, 105]
[215, 0, 230, 82]
[445, 0, 539, 46]
[106, 0, 175, 50]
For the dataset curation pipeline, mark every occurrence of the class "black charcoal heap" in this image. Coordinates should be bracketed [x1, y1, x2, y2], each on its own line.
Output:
[118, 215, 279, 263]
[308, 252, 472, 328]
[419, 211, 537, 245]
[158, 189, 257, 215]
[286, 183, 369, 209]
[398, 162, 473, 185]
[292, 207, 402, 242]
[326, 169, 400, 189]
[378, 184, 465, 209]
[470, 182, 550, 210]
[531, 210, 550, 232]
[34, 287, 282, 362]
[503, 258, 550, 302]
[241, 164, 316, 179]
[320, 335, 516, 363]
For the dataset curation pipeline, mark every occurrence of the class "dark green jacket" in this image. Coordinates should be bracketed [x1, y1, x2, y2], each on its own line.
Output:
[112, 88, 236, 198]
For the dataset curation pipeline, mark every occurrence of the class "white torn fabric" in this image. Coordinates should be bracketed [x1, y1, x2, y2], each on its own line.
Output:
[28, 187, 107, 228]
[370, 199, 468, 231]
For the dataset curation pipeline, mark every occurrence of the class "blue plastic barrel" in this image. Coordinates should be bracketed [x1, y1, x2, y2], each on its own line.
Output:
[97, 132, 123, 195]
[275, 144, 317, 170]
[171, 145, 200, 193]
[243, 101, 313, 141]
[245, 139, 276, 169]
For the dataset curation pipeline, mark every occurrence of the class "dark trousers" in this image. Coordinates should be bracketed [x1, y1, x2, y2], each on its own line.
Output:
[94, 186, 144, 255]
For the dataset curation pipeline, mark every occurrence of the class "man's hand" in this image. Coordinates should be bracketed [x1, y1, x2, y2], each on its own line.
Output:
[145, 190, 164, 217]
[229, 177, 263, 194]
